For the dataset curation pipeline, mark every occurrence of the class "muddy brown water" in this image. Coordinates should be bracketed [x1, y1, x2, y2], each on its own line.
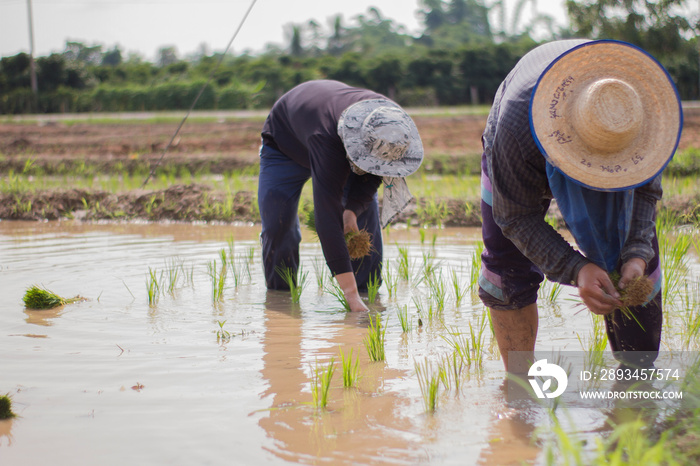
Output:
[0, 221, 693, 465]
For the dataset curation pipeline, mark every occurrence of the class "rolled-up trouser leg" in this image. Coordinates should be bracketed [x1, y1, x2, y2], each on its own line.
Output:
[478, 156, 544, 310]
[258, 144, 310, 290]
[606, 232, 663, 367]
[347, 190, 383, 291]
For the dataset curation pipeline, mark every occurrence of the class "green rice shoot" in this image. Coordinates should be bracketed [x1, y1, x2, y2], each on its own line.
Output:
[22, 285, 84, 309]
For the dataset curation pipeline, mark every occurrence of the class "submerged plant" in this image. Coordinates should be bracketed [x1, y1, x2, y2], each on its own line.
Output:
[450, 267, 468, 307]
[311, 358, 336, 409]
[325, 280, 351, 311]
[367, 271, 380, 303]
[145, 267, 162, 306]
[23, 285, 84, 309]
[339, 348, 361, 388]
[415, 358, 441, 413]
[207, 259, 227, 302]
[276, 265, 308, 303]
[216, 320, 231, 343]
[397, 305, 412, 333]
[469, 240, 484, 292]
[382, 266, 399, 299]
[363, 313, 386, 362]
[397, 245, 412, 281]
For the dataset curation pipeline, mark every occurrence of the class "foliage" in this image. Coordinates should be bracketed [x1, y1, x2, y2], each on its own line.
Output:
[1, 1, 698, 114]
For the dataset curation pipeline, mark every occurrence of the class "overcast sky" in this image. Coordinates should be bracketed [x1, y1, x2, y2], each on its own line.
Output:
[0, 0, 571, 61]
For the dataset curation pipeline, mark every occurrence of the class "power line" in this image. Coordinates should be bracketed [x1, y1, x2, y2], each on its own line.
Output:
[141, 0, 258, 187]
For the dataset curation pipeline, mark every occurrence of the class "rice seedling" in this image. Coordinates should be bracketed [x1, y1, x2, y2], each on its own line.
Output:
[206, 259, 227, 302]
[439, 350, 465, 392]
[345, 230, 372, 259]
[416, 198, 449, 227]
[311, 358, 336, 410]
[382, 267, 399, 299]
[469, 240, 484, 292]
[608, 272, 649, 330]
[146, 267, 162, 306]
[0, 394, 17, 419]
[276, 265, 308, 303]
[324, 280, 351, 311]
[426, 270, 448, 314]
[339, 348, 361, 388]
[311, 258, 328, 289]
[679, 281, 700, 350]
[397, 245, 412, 281]
[658, 216, 693, 304]
[397, 305, 412, 333]
[366, 271, 380, 304]
[164, 257, 184, 294]
[442, 315, 489, 369]
[415, 358, 441, 413]
[539, 280, 564, 303]
[577, 314, 608, 379]
[450, 267, 468, 307]
[245, 246, 255, 263]
[422, 251, 437, 277]
[22, 285, 84, 309]
[216, 320, 231, 343]
[413, 296, 436, 325]
[305, 208, 371, 259]
[363, 313, 386, 362]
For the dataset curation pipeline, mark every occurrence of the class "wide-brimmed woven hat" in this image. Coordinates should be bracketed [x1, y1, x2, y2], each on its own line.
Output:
[530, 40, 683, 191]
[337, 99, 423, 177]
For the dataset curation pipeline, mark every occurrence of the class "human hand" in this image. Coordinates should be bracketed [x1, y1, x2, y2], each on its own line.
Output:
[335, 271, 369, 312]
[577, 263, 622, 315]
[618, 258, 647, 290]
[342, 209, 359, 235]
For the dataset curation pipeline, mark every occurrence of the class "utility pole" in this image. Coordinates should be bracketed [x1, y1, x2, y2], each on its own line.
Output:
[27, 0, 38, 96]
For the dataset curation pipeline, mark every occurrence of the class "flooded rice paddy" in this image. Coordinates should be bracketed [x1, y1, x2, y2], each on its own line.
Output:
[0, 220, 698, 465]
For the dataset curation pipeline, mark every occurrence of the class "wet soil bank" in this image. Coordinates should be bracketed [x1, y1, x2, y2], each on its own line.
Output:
[2, 109, 700, 225]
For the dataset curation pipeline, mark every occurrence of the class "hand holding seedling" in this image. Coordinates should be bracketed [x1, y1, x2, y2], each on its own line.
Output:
[342, 209, 359, 235]
[577, 263, 622, 315]
[618, 258, 646, 291]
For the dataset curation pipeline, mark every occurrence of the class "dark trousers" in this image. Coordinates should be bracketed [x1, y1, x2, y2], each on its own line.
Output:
[479, 154, 662, 364]
[257, 144, 383, 291]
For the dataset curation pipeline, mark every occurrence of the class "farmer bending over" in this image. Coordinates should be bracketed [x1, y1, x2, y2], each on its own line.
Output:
[479, 40, 682, 373]
[258, 80, 423, 312]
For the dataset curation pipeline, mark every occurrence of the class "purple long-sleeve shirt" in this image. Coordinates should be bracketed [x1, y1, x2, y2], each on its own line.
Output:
[482, 40, 661, 286]
[261, 80, 383, 276]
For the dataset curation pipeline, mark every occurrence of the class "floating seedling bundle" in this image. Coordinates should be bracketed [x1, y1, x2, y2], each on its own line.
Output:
[22, 285, 85, 309]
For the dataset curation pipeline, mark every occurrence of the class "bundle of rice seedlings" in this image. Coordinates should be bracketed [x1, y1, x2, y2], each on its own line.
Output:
[305, 208, 372, 259]
[22, 285, 84, 309]
[0, 394, 16, 419]
[345, 230, 372, 259]
[620, 275, 654, 307]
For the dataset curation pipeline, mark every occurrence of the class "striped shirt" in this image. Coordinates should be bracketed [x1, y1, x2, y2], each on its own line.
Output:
[482, 40, 661, 286]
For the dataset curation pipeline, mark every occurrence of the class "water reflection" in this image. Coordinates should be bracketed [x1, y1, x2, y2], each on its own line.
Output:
[0, 419, 14, 447]
[23, 307, 63, 326]
[258, 291, 427, 464]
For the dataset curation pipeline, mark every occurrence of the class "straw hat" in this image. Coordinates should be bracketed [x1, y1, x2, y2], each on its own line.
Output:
[338, 99, 423, 177]
[530, 40, 683, 191]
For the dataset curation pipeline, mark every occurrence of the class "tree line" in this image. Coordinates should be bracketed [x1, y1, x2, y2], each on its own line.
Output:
[1, 0, 697, 114]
